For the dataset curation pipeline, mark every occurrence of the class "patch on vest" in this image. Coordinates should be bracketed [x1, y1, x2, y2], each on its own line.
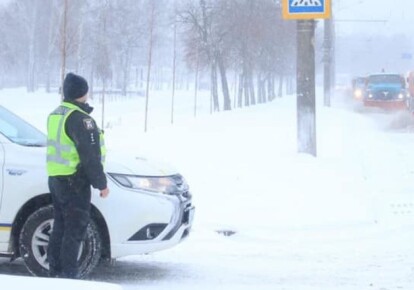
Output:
[83, 118, 95, 130]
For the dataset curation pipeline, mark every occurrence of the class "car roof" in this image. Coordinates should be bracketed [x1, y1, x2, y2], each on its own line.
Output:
[368, 73, 402, 77]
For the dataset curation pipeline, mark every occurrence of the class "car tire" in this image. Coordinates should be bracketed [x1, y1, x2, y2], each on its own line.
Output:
[19, 205, 102, 278]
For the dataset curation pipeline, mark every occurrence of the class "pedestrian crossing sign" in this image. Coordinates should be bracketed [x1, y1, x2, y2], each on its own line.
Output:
[282, 0, 331, 20]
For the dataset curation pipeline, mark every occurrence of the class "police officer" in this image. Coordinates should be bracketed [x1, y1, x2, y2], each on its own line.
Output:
[46, 73, 109, 278]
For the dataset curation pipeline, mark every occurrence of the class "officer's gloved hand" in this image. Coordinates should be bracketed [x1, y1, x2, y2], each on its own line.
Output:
[100, 187, 109, 198]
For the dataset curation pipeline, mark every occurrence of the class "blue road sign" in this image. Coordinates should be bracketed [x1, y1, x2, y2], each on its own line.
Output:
[290, 0, 324, 13]
[283, 0, 331, 20]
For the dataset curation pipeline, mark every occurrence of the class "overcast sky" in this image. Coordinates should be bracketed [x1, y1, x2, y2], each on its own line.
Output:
[335, 0, 414, 37]
[0, 0, 410, 38]
[0, 0, 411, 42]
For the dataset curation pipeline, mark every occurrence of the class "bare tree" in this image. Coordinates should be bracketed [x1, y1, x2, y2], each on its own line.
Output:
[43, 1, 61, 93]
[58, 0, 86, 97]
[199, 0, 219, 111]
[109, 0, 145, 96]
[92, 0, 112, 129]
[0, 0, 295, 109]
[60, 0, 68, 96]
[10, 0, 42, 92]
[171, 1, 178, 124]
[144, 0, 160, 132]
[178, 0, 232, 112]
[0, 6, 19, 89]
[194, 47, 200, 117]
[224, 0, 295, 104]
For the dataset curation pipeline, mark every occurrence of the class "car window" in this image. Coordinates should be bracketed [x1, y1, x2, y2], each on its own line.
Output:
[356, 79, 365, 85]
[0, 106, 46, 147]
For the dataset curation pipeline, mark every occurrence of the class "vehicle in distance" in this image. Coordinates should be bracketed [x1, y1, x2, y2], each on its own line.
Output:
[351, 76, 367, 101]
[363, 73, 409, 110]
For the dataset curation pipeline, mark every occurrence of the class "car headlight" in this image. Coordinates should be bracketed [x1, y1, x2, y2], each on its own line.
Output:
[354, 89, 362, 99]
[368, 93, 373, 99]
[108, 173, 189, 195]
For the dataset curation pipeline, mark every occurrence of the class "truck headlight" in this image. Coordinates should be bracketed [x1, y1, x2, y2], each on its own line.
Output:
[108, 173, 189, 195]
[354, 89, 362, 99]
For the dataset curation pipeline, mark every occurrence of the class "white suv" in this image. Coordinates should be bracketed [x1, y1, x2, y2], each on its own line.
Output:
[0, 105, 194, 277]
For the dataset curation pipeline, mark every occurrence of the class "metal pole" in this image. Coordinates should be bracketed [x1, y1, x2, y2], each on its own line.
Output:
[194, 48, 199, 118]
[323, 17, 332, 107]
[144, 4, 154, 132]
[101, 80, 105, 130]
[171, 17, 177, 124]
[60, 0, 68, 100]
[297, 20, 316, 157]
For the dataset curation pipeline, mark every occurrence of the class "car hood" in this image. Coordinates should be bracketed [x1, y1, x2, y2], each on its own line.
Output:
[368, 83, 402, 92]
[3, 142, 178, 177]
[105, 152, 178, 176]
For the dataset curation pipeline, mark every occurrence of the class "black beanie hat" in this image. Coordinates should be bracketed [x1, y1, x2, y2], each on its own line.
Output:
[63, 73, 89, 101]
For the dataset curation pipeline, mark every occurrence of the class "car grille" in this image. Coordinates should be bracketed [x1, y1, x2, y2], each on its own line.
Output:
[372, 90, 398, 100]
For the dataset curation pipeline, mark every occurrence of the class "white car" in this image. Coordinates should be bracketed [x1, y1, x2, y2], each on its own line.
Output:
[0, 105, 195, 277]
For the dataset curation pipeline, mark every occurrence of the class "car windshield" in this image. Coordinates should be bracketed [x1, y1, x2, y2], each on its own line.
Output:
[354, 78, 365, 85]
[368, 75, 404, 86]
[0, 106, 46, 147]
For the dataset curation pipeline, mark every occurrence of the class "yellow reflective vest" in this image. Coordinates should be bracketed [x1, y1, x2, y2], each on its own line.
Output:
[47, 102, 106, 176]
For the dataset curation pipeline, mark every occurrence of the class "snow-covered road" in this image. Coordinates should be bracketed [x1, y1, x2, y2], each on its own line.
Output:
[1, 88, 414, 289]
[2, 222, 414, 290]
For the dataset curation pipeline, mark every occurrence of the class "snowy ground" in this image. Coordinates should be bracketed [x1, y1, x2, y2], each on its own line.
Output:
[1, 86, 414, 289]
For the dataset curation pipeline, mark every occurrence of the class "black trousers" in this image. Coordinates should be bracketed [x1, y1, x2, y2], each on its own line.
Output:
[47, 174, 91, 279]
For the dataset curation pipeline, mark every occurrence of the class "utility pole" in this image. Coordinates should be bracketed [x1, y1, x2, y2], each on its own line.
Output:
[282, 0, 331, 157]
[297, 20, 317, 156]
[144, 2, 155, 132]
[60, 0, 68, 100]
[171, 1, 177, 124]
[194, 48, 199, 117]
[323, 16, 333, 107]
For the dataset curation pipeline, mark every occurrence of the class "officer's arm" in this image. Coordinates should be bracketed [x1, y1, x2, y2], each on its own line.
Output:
[66, 112, 107, 190]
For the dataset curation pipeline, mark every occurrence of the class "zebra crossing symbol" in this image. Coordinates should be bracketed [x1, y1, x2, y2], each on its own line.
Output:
[282, 0, 331, 20]
[292, 0, 322, 6]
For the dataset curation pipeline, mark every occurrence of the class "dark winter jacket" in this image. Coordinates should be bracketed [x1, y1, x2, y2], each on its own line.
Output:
[62, 100, 107, 190]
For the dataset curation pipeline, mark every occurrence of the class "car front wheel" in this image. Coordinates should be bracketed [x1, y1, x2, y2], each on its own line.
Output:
[19, 205, 102, 278]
